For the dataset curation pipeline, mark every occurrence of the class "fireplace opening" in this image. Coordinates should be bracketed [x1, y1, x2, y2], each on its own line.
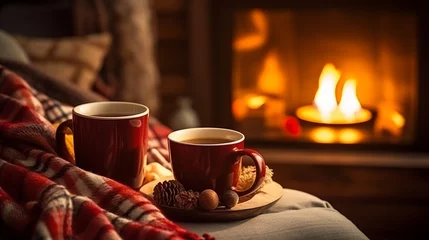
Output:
[189, 0, 429, 152]
[231, 8, 418, 146]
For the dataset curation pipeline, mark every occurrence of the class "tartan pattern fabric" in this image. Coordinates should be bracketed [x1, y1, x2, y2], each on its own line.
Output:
[34, 90, 73, 124]
[0, 65, 208, 239]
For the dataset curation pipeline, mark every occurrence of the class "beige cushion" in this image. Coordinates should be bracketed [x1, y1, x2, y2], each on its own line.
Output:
[13, 33, 111, 90]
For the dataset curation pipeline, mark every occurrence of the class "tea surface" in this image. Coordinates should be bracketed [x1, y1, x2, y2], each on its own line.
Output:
[92, 113, 129, 117]
[181, 138, 231, 144]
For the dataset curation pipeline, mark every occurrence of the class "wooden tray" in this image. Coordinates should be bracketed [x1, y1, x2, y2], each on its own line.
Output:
[140, 176, 284, 222]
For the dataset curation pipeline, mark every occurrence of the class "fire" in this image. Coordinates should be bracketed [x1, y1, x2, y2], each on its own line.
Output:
[257, 51, 285, 95]
[338, 79, 362, 119]
[296, 63, 372, 124]
[313, 64, 341, 120]
[234, 10, 268, 51]
[247, 95, 266, 109]
[232, 94, 266, 121]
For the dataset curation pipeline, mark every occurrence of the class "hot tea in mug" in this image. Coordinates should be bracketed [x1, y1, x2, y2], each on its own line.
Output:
[168, 127, 266, 198]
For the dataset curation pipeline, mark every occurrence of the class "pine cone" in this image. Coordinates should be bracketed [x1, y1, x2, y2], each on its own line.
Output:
[174, 190, 199, 210]
[153, 180, 185, 206]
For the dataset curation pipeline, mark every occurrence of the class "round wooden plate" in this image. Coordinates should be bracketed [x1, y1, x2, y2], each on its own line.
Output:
[140, 176, 284, 222]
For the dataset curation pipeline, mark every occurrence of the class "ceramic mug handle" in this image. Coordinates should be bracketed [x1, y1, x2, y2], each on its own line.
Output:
[230, 148, 266, 197]
[55, 119, 76, 165]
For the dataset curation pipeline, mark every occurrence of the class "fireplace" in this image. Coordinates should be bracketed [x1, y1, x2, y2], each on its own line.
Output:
[188, 0, 429, 153]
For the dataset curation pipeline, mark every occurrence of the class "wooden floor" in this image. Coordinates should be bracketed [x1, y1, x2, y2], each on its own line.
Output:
[262, 151, 429, 240]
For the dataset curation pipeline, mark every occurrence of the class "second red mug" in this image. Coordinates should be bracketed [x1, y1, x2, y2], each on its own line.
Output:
[168, 127, 266, 198]
[56, 101, 149, 189]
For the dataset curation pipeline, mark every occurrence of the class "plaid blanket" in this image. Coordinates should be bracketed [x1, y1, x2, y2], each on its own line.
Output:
[0, 66, 211, 239]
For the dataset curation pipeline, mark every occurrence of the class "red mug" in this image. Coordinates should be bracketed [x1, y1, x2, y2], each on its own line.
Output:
[168, 127, 266, 197]
[56, 101, 149, 189]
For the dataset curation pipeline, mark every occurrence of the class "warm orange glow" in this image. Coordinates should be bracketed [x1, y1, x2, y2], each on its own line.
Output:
[310, 127, 364, 144]
[391, 111, 405, 128]
[313, 63, 341, 120]
[296, 63, 372, 124]
[374, 106, 406, 137]
[247, 95, 266, 109]
[338, 79, 362, 119]
[232, 98, 248, 121]
[234, 10, 268, 51]
[232, 94, 267, 120]
[338, 128, 363, 144]
[310, 127, 336, 143]
[257, 51, 285, 95]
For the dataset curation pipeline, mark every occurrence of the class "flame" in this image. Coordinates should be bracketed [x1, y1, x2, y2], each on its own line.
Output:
[338, 79, 362, 119]
[234, 10, 268, 51]
[232, 94, 267, 121]
[297, 63, 371, 125]
[232, 98, 248, 121]
[313, 64, 341, 120]
[257, 51, 285, 95]
[391, 111, 405, 128]
[247, 95, 266, 109]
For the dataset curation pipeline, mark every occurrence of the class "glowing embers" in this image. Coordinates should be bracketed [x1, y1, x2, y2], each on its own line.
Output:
[296, 64, 372, 124]
[310, 127, 364, 144]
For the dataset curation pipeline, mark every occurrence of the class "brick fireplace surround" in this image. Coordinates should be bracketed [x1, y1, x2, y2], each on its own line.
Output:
[153, 0, 429, 239]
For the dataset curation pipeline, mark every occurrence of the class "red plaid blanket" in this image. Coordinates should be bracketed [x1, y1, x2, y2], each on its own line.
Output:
[0, 66, 210, 239]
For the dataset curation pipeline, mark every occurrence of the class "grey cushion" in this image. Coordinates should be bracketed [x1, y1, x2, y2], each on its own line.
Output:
[181, 189, 369, 240]
[0, 29, 29, 64]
